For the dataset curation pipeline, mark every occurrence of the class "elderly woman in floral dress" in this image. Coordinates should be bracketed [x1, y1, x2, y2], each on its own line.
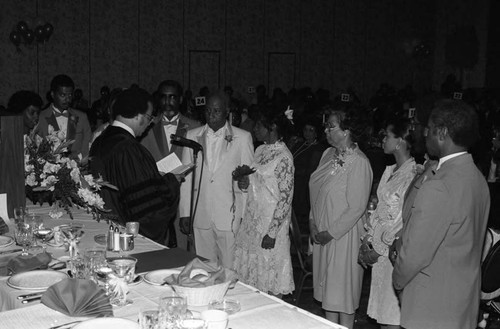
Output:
[309, 110, 373, 329]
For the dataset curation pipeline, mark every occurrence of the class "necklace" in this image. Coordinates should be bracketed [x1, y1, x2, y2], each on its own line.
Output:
[293, 140, 317, 158]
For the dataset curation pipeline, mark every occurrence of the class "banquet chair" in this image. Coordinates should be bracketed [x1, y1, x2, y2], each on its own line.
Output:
[289, 210, 313, 306]
[478, 228, 500, 328]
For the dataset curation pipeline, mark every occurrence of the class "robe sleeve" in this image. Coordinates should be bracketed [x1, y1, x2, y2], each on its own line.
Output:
[267, 155, 294, 238]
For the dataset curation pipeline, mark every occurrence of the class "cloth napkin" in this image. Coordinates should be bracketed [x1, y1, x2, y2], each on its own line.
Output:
[6, 251, 52, 275]
[0, 216, 8, 234]
[41, 278, 113, 317]
[165, 258, 238, 288]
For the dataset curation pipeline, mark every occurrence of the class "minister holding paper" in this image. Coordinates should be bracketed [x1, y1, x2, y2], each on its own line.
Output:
[89, 88, 180, 245]
[180, 91, 254, 268]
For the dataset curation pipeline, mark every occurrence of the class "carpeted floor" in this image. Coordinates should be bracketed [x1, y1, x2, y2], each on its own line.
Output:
[282, 264, 500, 329]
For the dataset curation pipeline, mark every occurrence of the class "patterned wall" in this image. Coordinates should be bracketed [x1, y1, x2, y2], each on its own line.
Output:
[0, 0, 485, 108]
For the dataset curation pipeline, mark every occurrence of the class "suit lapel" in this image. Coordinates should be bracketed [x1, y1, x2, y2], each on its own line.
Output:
[44, 111, 59, 132]
[153, 123, 169, 156]
[196, 127, 209, 168]
[173, 119, 188, 159]
[66, 109, 78, 141]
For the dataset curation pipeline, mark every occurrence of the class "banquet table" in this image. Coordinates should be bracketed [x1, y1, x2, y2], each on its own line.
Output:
[0, 204, 346, 329]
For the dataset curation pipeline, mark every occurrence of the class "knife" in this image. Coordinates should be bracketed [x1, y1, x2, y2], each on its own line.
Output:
[17, 292, 44, 300]
[20, 296, 42, 304]
[0, 249, 22, 255]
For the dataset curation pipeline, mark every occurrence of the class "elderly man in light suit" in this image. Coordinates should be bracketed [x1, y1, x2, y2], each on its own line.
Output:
[141, 80, 200, 248]
[37, 74, 92, 159]
[180, 91, 254, 268]
[393, 100, 490, 329]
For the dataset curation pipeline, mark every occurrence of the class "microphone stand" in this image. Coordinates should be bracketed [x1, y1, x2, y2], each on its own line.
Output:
[187, 149, 200, 252]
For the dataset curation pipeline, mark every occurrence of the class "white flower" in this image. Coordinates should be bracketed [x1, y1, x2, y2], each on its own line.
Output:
[78, 188, 104, 209]
[26, 173, 37, 186]
[43, 162, 61, 174]
[56, 130, 66, 141]
[25, 164, 34, 173]
[83, 174, 96, 187]
[41, 175, 58, 191]
[70, 168, 81, 184]
[48, 125, 54, 135]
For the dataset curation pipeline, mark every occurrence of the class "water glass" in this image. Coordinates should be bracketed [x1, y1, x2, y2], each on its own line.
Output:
[69, 256, 89, 279]
[126, 222, 140, 237]
[14, 222, 33, 256]
[13, 207, 26, 224]
[159, 295, 188, 329]
[107, 257, 137, 283]
[139, 309, 160, 329]
[85, 249, 106, 282]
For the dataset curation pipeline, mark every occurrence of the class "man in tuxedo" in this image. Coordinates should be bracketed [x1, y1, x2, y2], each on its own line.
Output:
[141, 80, 200, 248]
[392, 100, 490, 329]
[37, 74, 92, 159]
[180, 91, 254, 268]
[89, 87, 180, 245]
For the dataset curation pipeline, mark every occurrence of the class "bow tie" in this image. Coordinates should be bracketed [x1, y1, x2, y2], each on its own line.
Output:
[54, 110, 69, 118]
[163, 120, 178, 126]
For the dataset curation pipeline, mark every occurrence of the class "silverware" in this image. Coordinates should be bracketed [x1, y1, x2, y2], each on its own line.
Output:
[17, 292, 43, 300]
[0, 248, 22, 255]
[49, 320, 83, 329]
[20, 296, 42, 304]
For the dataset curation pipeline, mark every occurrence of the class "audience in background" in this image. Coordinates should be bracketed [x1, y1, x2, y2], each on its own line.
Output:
[37, 74, 92, 159]
[6, 90, 43, 135]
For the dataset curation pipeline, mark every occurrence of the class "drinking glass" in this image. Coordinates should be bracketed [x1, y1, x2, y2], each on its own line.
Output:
[139, 309, 160, 329]
[13, 207, 26, 224]
[85, 249, 106, 282]
[159, 295, 188, 329]
[25, 214, 43, 247]
[14, 222, 33, 256]
[34, 227, 54, 250]
[107, 257, 137, 306]
[126, 222, 140, 237]
[60, 223, 85, 258]
[69, 256, 89, 279]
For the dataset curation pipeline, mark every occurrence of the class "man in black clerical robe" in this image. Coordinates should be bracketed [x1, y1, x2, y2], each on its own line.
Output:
[89, 87, 180, 244]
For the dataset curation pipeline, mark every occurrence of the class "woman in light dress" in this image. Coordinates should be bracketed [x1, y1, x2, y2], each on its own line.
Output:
[363, 118, 416, 329]
[309, 111, 373, 329]
[233, 110, 295, 297]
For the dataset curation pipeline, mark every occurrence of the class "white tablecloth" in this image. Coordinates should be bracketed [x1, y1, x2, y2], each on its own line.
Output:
[0, 204, 346, 329]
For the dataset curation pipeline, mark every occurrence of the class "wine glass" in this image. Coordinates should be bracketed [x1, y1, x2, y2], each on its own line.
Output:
[25, 213, 43, 247]
[107, 257, 137, 306]
[60, 223, 84, 258]
[13, 207, 26, 224]
[14, 222, 33, 256]
[34, 228, 54, 250]
[159, 295, 188, 328]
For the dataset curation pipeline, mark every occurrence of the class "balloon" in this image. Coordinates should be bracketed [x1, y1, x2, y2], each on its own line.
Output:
[23, 29, 35, 44]
[44, 23, 54, 39]
[9, 30, 21, 47]
[35, 25, 45, 42]
[17, 21, 28, 33]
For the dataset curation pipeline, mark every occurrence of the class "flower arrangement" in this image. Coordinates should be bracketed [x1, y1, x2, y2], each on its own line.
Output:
[24, 125, 114, 221]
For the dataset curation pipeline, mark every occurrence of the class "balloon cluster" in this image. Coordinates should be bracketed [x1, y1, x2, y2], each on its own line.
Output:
[9, 21, 54, 48]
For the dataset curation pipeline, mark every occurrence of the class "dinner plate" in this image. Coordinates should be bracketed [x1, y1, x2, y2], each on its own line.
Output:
[143, 269, 181, 286]
[0, 235, 14, 248]
[7, 270, 68, 291]
[73, 317, 139, 329]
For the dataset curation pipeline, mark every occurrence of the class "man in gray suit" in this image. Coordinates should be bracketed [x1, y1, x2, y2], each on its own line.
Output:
[141, 80, 200, 248]
[393, 100, 490, 328]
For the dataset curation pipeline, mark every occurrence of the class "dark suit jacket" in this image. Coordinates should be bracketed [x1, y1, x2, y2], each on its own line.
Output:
[393, 154, 490, 329]
[89, 125, 180, 244]
[141, 114, 200, 162]
[37, 105, 92, 159]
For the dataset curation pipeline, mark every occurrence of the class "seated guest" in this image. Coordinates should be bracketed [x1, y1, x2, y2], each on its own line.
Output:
[37, 74, 92, 159]
[6, 90, 43, 135]
[89, 87, 180, 244]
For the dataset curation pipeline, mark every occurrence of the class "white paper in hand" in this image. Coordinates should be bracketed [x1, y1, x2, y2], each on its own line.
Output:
[156, 153, 194, 175]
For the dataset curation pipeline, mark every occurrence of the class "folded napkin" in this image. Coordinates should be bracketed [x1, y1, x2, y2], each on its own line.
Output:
[42, 278, 113, 317]
[0, 216, 8, 234]
[7, 251, 52, 275]
[165, 258, 238, 288]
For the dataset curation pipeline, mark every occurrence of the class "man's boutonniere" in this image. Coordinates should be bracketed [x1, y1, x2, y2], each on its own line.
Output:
[69, 115, 79, 124]
[225, 134, 233, 143]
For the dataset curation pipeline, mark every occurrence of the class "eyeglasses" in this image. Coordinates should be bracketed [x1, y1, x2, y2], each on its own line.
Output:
[145, 113, 154, 122]
[323, 122, 340, 131]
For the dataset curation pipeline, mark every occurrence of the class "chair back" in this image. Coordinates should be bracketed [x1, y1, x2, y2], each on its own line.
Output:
[482, 239, 500, 298]
[289, 210, 307, 270]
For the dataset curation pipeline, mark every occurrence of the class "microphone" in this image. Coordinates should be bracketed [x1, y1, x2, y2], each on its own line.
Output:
[170, 134, 203, 152]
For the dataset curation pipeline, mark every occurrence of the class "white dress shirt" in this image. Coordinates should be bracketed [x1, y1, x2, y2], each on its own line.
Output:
[436, 151, 467, 171]
[162, 114, 179, 151]
[206, 123, 227, 172]
[52, 105, 68, 136]
[112, 120, 135, 137]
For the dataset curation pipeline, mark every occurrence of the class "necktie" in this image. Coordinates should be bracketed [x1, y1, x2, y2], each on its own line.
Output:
[54, 110, 69, 118]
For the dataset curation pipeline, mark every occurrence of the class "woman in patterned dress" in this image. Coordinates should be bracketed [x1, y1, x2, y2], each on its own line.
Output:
[233, 110, 295, 296]
[309, 110, 373, 329]
[363, 118, 416, 328]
